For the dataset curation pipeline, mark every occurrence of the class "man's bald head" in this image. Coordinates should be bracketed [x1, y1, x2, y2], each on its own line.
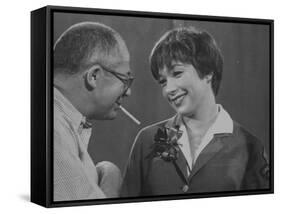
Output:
[54, 22, 129, 75]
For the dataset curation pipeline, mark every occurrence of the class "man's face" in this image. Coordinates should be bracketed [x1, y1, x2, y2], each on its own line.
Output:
[88, 44, 132, 120]
[158, 62, 213, 118]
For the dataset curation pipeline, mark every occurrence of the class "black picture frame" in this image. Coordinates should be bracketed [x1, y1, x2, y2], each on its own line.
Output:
[31, 5, 274, 208]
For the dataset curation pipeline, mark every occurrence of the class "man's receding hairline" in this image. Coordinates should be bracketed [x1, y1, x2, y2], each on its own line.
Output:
[86, 36, 129, 69]
[54, 22, 119, 49]
[54, 21, 129, 75]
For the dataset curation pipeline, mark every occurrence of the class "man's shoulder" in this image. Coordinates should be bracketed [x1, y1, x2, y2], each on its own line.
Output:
[54, 109, 77, 151]
[54, 110, 70, 137]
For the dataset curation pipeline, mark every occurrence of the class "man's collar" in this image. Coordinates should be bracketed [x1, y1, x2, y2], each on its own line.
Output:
[54, 87, 90, 132]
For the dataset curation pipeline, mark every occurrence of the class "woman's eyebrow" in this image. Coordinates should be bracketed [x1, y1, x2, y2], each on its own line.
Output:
[171, 63, 184, 69]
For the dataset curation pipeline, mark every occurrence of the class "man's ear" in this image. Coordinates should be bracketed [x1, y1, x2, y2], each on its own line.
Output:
[84, 64, 102, 91]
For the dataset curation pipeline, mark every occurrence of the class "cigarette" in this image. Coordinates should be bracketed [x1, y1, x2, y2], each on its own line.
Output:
[119, 105, 141, 125]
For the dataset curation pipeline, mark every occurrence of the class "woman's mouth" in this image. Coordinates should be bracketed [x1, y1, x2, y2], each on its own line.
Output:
[170, 92, 188, 106]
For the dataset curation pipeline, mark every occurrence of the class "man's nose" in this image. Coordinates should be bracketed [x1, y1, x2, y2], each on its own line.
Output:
[124, 87, 131, 97]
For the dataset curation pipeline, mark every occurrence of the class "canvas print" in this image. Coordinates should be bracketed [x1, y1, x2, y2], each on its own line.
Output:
[50, 7, 272, 205]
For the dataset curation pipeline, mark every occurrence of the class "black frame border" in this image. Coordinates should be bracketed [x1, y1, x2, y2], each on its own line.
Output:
[31, 5, 274, 208]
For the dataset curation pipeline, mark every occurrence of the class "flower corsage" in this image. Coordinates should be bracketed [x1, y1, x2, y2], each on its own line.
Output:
[151, 125, 183, 161]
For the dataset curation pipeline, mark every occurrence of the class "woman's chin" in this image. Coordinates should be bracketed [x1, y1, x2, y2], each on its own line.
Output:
[175, 105, 194, 117]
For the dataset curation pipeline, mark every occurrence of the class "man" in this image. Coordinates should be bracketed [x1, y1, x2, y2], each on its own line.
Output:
[53, 22, 134, 201]
[121, 27, 269, 197]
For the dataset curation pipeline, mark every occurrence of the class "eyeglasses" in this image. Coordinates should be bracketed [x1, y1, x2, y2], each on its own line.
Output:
[100, 64, 134, 94]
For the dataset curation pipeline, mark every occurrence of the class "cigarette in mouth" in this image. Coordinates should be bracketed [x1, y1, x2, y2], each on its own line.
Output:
[119, 105, 141, 125]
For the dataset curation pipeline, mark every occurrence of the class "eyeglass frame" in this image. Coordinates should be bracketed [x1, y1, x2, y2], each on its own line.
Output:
[99, 64, 134, 94]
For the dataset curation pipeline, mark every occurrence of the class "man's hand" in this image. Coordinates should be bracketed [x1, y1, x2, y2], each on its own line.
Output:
[96, 161, 122, 198]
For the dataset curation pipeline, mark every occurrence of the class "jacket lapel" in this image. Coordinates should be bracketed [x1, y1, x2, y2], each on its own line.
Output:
[188, 134, 229, 180]
[173, 148, 189, 184]
[166, 115, 189, 184]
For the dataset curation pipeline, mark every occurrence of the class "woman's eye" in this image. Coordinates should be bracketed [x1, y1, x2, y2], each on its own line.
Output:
[158, 79, 167, 87]
[173, 71, 183, 77]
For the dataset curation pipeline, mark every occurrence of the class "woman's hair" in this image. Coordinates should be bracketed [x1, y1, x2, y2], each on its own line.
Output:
[149, 27, 223, 95]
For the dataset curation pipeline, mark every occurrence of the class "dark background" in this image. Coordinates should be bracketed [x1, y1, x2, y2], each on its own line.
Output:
[53, 12, 270, 172]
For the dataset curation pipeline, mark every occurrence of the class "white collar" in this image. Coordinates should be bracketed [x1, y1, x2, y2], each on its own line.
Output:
[177, 104, 233, 168]
[205, 104, 233, 135]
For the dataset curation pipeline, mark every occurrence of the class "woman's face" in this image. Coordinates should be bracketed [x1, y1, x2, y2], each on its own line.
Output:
[158, 62, 213, 118]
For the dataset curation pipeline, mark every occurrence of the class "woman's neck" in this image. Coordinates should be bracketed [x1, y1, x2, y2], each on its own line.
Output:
[182, 102, 218, 135]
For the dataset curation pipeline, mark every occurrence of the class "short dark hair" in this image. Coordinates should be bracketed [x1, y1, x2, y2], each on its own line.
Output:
[149, 27, 223, 95]
[54, 22, 122, 75]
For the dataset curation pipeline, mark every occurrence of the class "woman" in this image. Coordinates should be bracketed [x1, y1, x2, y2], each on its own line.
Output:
[121, 27, 269, 197]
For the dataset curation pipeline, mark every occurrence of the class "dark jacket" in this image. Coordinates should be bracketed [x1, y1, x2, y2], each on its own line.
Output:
[121, 117, 269, 197]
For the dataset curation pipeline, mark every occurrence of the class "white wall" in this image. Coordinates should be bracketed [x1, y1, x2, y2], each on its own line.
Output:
[0, 0, 279, 212]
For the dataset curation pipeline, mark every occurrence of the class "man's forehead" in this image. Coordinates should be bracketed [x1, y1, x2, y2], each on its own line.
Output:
[107, 56, 131, 75]
[118, 43, 130, 61]
[116, 36, 130, 57]
[88, 48, 130, 69]
[87, 38, 131, 74]
[107, 42, 130, 66]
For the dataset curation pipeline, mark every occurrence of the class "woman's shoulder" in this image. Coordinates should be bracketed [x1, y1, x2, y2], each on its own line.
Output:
[131, 116, 176, 150]
[137, 116, 175, 137]
[231, 120, 265, 153]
